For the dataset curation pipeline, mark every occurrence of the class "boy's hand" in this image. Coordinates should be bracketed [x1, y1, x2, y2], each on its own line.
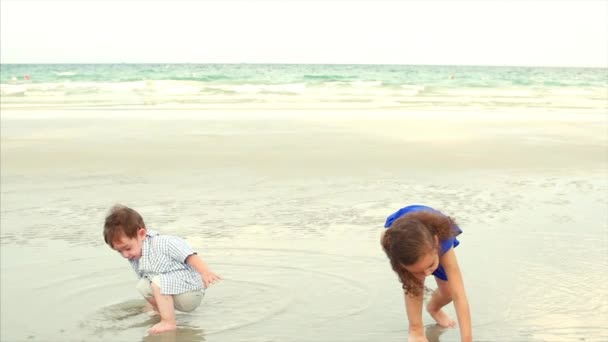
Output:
[185, 254, 222, 288]
[202, 271, 221, 288]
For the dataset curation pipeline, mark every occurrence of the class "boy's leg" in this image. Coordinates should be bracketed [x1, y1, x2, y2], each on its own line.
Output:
[135, 278, 159, 314]
[148, 278, 177, 334]
[173, 290, 204, 312]
[426, 277, 456, 328]
[143, 300, 159, 315]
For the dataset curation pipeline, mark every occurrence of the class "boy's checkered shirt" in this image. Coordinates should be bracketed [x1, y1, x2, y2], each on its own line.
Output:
[129, 230, 204, 295]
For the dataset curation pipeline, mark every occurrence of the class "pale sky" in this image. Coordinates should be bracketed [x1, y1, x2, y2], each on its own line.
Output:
[1, 0, 607, 67]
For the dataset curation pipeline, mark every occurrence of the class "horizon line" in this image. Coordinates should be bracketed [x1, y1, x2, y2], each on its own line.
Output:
[1, 62, 606, 69]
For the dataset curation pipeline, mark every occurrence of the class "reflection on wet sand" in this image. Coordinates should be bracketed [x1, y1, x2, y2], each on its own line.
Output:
[425, 324, 448, 342]
[141, 326, 205, 342]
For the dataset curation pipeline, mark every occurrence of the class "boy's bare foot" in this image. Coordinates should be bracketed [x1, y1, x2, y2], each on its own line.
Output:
[427, 306, 456, 328]
[149, 321, 176, 334]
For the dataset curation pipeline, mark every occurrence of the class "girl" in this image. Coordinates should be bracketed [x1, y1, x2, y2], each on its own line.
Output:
[381, 204, 472, 342]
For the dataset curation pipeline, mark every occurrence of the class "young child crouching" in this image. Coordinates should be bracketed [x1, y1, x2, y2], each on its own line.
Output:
[103, 204, 221, 334]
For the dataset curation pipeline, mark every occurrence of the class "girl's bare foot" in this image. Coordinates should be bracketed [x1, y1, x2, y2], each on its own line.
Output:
[149, 321, 176, 334]
[427, 306, 456, 328]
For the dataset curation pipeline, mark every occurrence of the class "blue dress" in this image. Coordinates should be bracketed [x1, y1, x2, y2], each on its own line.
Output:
[384, 204, 462, 281]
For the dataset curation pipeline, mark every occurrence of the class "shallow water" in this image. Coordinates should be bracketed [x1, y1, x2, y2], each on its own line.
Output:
[1, 111, 607, 341]
[2, 64, 606, 113]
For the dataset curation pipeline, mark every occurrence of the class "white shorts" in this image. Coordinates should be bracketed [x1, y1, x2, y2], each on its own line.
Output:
[136, 276, 204, 312]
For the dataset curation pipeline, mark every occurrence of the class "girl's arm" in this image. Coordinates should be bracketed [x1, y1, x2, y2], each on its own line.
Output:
[404, 287, 428, 342]
[441, 248, 472, 342]
[186, 254, 221, 287]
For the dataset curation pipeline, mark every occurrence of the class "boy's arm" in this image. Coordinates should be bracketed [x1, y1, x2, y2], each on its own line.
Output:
[441, 248, 472, 342]
[164, 236, 221, 288]
[186, 254, 221, 288]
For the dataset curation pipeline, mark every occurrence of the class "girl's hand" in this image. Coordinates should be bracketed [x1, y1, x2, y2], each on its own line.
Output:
[408, 332, 429, 342]
[202, 271, 222, 288]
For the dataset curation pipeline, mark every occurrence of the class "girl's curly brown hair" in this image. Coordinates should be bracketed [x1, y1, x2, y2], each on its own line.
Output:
[381, 210, 459, 297]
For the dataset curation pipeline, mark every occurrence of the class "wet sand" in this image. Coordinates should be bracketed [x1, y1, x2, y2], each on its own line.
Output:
[1, 109, 607, 341]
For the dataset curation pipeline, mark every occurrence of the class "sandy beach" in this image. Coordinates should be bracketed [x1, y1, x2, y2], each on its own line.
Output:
[1, 108, 607, 342]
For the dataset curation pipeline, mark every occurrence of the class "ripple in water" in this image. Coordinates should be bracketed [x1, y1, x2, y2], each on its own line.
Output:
[65, 245, 375, 342]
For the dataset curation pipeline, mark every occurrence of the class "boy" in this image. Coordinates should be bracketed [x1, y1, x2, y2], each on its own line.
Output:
[103, 204, 221, 334]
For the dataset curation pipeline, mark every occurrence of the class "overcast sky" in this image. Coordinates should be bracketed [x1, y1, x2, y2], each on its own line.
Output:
[1, 0, 606, 66]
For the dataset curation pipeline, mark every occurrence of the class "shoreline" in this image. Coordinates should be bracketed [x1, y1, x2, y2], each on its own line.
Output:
[1, 107, 607, 122]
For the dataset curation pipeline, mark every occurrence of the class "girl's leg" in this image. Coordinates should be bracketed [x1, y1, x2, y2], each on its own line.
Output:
[148, 281, 177, 334]
[426, 277, 456, 327]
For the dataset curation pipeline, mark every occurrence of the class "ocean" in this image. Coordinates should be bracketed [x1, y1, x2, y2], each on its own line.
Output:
[1, 64, 606, 112]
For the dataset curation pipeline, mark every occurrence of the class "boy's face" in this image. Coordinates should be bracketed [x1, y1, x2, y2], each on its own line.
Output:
[112, 228, 146, 260]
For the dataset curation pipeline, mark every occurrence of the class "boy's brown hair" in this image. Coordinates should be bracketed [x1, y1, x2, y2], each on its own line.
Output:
[103, 204, 145, 247]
